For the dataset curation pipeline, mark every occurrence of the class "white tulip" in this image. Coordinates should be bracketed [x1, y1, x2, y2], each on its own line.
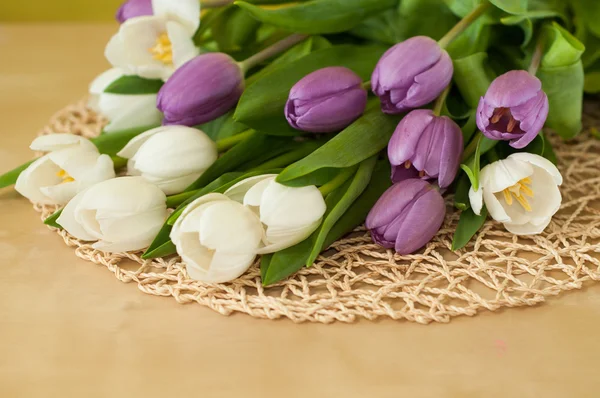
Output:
[105, 0, 200, 81]
[469, 152, 563, 235]
[117, 126, 218, 195]
[57, 177, 168, 253]
[15, 134, 115, 205]
[225, 175, 327, 254]
[88, 68, 163, 133]
[170, 193, 264, 283]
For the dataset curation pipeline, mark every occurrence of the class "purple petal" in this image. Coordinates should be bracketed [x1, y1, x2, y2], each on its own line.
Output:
[399, 50, 453, 110]
[388, 109, 435, 166]
[509, 90, 549, 149]
[437, 117, 463, 189]
[366, 179, 430, 230]
[483, 70, 542, 108]
[116, 0, 153, 23]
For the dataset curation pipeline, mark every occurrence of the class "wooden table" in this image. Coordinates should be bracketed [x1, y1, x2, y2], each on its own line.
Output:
[1, 23, 599, 397]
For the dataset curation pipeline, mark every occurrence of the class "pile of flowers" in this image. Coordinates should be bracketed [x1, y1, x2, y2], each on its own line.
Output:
[1, 0, 595, 286]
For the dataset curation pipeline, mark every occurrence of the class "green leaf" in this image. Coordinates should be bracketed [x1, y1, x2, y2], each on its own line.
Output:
[103, 75, 163, 95]
[262, 160, 391, 285]
[278, 168, 341, 188]
[306, 155, 377, 266]
[584, 71, 600, 93]
[489, 0, 527, 15]
[213, 7, 262, 53]
[234, 0, 397, 35]
[44, 209, 63, 229]
[197, 111, 248, 141]
[234, 44, 386, 136]
[452, 206, 488, 251]
[453, 53, 495, 108]
[460, 134, 497, 191]
[142, 223, 175, 260]
[460, 111, 479, 143]
[454, 172, 472, 211]
[538, 22, 585, 139]
[277, 103, 399, 184]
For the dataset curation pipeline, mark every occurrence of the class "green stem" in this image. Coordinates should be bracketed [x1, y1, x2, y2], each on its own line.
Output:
[362, 81, 372, 91]
[462, 131, 483, 162]
[166, 190, 197, 208]
[215, 129, 254, 152]
[432, 84, 451, 116]
[111, 155, 128, 169]
[438, 1, 492, 49]
[486, 148, 500, 162]
[250, 141, 324, 172]
[318, 166, 358, 196]
[239, 34, 309, 73]
[528, 35, 545, 76]
[201, 0, 234, 8]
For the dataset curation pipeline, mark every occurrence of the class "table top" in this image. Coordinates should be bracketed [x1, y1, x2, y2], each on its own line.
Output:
[1, 23, 600, 398]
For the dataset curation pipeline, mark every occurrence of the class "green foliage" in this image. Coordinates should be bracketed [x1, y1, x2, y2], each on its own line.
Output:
[103, 76, 163, 95]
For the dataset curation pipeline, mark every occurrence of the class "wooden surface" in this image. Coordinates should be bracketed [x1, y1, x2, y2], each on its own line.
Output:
[1, 24, 600, 398]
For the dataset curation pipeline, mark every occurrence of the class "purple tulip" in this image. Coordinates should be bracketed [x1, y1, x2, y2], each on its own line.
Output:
[158, 53, 245, 126]
[116, 0, 153, 23]
[372, 36, 453, 114]
[285, 67, 368, 133]
[388, 109, 463, 189]
[366, 179, 446, 255]
[477, 70, 549, 149]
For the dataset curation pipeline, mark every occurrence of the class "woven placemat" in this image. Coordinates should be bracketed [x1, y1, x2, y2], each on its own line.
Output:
[34, 100, 600, 324]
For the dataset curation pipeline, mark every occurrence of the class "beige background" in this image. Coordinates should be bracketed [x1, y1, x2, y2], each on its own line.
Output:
[1, 24, 600, 397]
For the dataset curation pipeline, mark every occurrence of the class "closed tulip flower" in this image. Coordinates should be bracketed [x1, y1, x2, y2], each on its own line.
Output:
[157, 53, 245, 126]
[57, 177, 168, 253]
[366, 179, 446, 254]
[170, 193, 264, 283]
[105, 0, 200, 81]
[89, 68, 163, 133]
[469, 153, 562, 235]
[477, 70, 549, 149]
[116, 0, 153, 23]
[285, 66, 368, 133]
[224, 175, 327, 253]
[117, 126, 218, 194]
[388, 109, 463, 189]
[15, 134, 115, 205]
[372, 36, 453, 114]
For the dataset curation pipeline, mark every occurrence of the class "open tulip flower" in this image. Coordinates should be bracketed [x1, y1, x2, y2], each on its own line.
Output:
[372, 36, 453, 114]
[15, 134, 115, 205]
[477, 70, 549, 149]
[117, 125, 218, 195]
[469, 153, 563, 235]
[388, 109, 463, 189]
[105, 0, 200, 81]
[285, 66, 368, 133]
[58, 177, 168, 253]
[89, 68, 163, 133]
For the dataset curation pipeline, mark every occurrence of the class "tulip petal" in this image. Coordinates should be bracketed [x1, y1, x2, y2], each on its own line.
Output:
[102, 94, 163, 133]
[57, 191, 98, 241]
[509, 152, 563, 185]
[483, 187, 511, 223]
[105, 33, 128, 71]
[170, 193, 230, 244]
[257, 219, 322, 254]
[224, 175, 277, 204]
[242, 177, 275, 207]
[117, 126, 166, 158]
[366, 179, 427, 229]
[184, 252, 257, 283]
[167, 21, 200, 69]
[387, 109, 434, 165]
[259, 182, 326, 229]
[15, 156, 61, 204]
[89, 68, 125, 95]
[152, 0, 200, 35]
[504, 216, 552, 235]
[484, 157, 534, 193]
[92, 237, 157, 253]
[39, 182, 78, 205]
[437, 116, 463, 189]
[402, 50, 453, 109]
[469, 186, 484, 216]
[30, 134, 96, 153]
[142, 172, 202, 195]
[484, 70, 542, 109]
[97, 207, 166, 242]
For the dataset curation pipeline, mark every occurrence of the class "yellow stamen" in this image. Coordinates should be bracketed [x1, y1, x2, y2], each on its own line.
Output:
[507, 116, 518, 133]
[404, 160, 412, 169]
[419, 170, 426, 178]
[491, 107, 507, 124]
[501, 177, 534, 212]
[514, 194, 532, 212]
[56, 170, 74, 184]
[149, 32, 173, 65]
[503, 189, 513, 205]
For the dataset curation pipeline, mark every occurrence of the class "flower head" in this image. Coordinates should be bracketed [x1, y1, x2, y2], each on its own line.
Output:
[469, 153, 562, 235]
[117, 126, 218, 194]
[15, 134, 115, 205]
[57, 177, 168, 253]
[388, 109, 463, 189]
[116, 0, 153, 23]
[366, 179, 446, 254]
[285, 66, 368, 133]
[477, 70, 549, 149]
[157, 53, 245, 126]
[372, 36, 453, 114]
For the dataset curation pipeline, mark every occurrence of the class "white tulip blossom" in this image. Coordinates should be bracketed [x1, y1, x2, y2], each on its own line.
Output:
[170, 175, 327, 283]
[117, 126, 218, 195]
[170, 193, 264, 283]
[88, 68, 163, 133]
[57, 177, 168, 253]
[469, 153, 563, 235]
[15, 134, 115, 205]
[105, 0, 200, 81]
[224, 175, 327, 253]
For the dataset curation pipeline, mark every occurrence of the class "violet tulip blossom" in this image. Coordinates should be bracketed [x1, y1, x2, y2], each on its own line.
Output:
[285, 66, 368, 133]
[366, 179, 446, 255]
[116, 0, 153, 23]
[477, 70, 549, 149]
[372, 36, 453, 114]
[157, 53, 245, 126]
[388, 109, 463, 189]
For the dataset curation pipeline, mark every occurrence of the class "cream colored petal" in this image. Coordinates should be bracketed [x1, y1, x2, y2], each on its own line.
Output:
[92, 238, 156, 253]
[101, 94, 163, 133]
[40, 182, 78, 205]
[30, 134, 96, 153]
[468, 186, 484, 216]
[509, 152, 563, 186]
[170, 193, 230, 244]
[117, 126, 168, 159]
[89, 68, 125, 95]
[14, 156, 61, 204]
[105, 33, 128, 69]
[484, 157, 534, 193]
[97, 207, 167, 244]
[259, 182, 326, 229]
[48, 148, 108, 182]
[57, 191, 98, 241]
[224, 175, 277, 204]
[483, 187, 511, 223]
[257, 219, 322, 254]
[142, 172, 202, 195]
[504, 217, 552, 236]
[167, 21, 200, 69]
[152, 0, 200, 34]
[185, 252, 257, 283]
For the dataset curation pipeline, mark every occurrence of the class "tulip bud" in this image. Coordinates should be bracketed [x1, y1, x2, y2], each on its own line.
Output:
[372, 36, 453, 114]
[15, 134, 115, 205]
[366, 179, 446, 254]
[57, 177, 169, 253]
[285, 66, 368, 133]
[476, 70, 549, 149]
[116, 0, 153, 23]
[117, 126, 218, 195]
[157, 53, 245, 126]
[388, 109, 463, 189]
[224, 175, 327, 253]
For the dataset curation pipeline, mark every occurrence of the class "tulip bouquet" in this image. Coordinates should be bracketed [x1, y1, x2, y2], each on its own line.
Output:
[1, 0, 596, 286]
